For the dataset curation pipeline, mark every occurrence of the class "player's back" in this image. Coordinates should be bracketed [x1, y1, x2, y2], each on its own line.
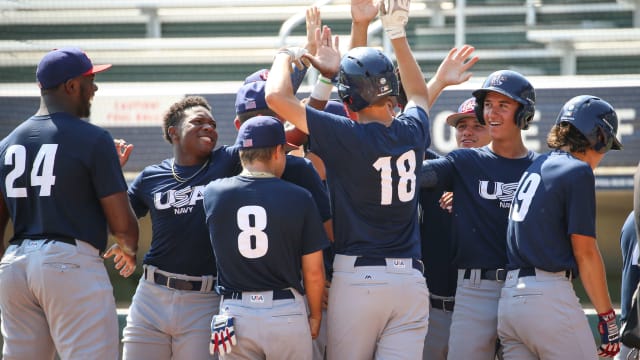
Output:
[306, 106, 429, 259]
[203, 175, 327, 294]
[0, 113, 126, 250]
[507, 150, 595, 275]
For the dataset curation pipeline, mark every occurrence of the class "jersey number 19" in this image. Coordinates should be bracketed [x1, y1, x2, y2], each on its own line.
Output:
[509, 171, 541, 222]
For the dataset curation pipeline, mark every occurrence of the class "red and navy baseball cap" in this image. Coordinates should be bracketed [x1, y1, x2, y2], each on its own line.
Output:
[446, 97, 478, 127]
[235, 116, 286, 149]
[36, 47, 111, 89]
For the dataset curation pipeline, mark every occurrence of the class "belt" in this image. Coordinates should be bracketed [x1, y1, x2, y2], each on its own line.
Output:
[463, 268, 507, 282]
[220, 289, 295, 300]
[10, 236, 76, 247]
[354, 257, 424, 273]
[517, 267, 572, 279]
[145, 268, 208, 292]
[430, 296, 455, 312]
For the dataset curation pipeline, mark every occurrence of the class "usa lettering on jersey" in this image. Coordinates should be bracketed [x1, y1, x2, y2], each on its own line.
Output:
[478, 181, 519, 208]
[153, 185, 205, 214]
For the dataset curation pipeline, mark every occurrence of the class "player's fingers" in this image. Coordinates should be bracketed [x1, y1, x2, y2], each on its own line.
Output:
[334, 33, 340, 51]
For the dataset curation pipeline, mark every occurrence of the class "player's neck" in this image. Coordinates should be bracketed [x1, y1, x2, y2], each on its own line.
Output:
[357, 105, 394, 127]
[242, 162, 277, 178]
[488, 138, 528, 159]
[564, 147, 604, 170]
[173, 151, 209, 167]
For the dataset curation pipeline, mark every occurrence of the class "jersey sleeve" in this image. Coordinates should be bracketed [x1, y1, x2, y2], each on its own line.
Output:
[127, 171, 149, 218]
[90, 130, 128, 198]
[301, 191, 330, 255]
[420, 156, 454, 190]
[305, 105, 355, 162]
[565, 165, 597, 238]
[400, 105, 431, 150]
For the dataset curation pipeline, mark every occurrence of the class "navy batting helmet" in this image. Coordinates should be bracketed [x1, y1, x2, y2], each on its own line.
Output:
[555, 95, 622, 153]
[337, 47, 399, 112]
[472, 70, 535, 130]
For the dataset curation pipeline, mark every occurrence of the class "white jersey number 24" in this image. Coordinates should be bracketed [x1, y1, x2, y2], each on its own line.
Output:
[4, 144, 58, 198]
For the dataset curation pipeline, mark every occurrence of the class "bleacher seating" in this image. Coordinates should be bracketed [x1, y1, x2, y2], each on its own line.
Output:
[0, 0, 638, 80]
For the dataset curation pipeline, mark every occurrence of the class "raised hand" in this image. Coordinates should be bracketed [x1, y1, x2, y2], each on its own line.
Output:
[351, 0, 378, 25]
[114, 138, 134, 168]
[303, 26, 341, 79]
[433, 45, 479, 87]
[305, 6, 322, 56]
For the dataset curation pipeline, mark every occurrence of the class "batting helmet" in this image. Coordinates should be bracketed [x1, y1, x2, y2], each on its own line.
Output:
[337, 47, 399, 112]
[555, 95, 622, 153]
[472, 70, 535, 130]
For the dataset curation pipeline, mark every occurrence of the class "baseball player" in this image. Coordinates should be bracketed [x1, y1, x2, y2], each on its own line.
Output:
[498, 95, 623, 359]
[635, 162, 640, 256]
[265, 2, 432, 357]
[419, 69, 539, 360]
[420, 97, 491, 360]
[0, 47, 139, 359]
[122, 96, 241, 359]
[203, 115, 329, 359]
[619, 211, 640, 360]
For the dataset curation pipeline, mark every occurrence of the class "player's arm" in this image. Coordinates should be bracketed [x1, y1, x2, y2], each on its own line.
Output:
[426, 45, 479, 108]
[302, 249, 326, 339]
[0, 192, 9, 257]
[350, 0, 378, 49]
[266, 26, 340, 134]
[419, 159, 441, 189]
[380, 2, 429, 111]
[572, 234, 613, 313]
[100, 191, 139, 277]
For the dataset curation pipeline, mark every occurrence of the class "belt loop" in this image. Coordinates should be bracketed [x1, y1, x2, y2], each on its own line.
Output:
[144, 264, 156, 282]
[200, 275, 208, 293]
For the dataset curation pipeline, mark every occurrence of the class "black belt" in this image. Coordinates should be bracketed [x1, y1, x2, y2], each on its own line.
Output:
[146, 269, 207, 291]
[354, 257, 424, 273]
[221, 289, 295, 300]
[430, 296, 455, 312]
[517, 267, 572, 279]
[463, 268, 507, 282]
[10, 236, 76, 247]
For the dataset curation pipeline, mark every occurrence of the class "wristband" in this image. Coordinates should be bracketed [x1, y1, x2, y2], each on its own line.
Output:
[310, 77, 333, 101]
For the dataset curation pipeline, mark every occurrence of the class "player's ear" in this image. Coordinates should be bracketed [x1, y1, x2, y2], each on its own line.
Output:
[167, 125, 178, 142]
[233, 117, 241, 130]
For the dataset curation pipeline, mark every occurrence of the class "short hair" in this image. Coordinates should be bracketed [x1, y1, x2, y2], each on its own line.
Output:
[163, 96, 212, 143]
[236, 108, 277, 124]
[546, 122, 592, 153]
[239, 146, 278, 166]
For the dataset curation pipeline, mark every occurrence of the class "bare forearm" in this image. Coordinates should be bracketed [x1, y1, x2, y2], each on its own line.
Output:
[575, 242, 613, 313]
[350, 21, 369, 48]
[390, 37, 428, 108]
[304, 268, 325, 320]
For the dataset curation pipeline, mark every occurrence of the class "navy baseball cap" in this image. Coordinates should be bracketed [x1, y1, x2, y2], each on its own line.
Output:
[446, 97, 478, 127]
[235, 65, 307, 115]
[235, 116, 286, 149]
[36, 47, 112, 89]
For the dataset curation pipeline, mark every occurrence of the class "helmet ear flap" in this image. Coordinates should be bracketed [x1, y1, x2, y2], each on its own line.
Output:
[516, 103, 535, 130]
[593, 126, 611, 153]
[474, 96, 485, 125]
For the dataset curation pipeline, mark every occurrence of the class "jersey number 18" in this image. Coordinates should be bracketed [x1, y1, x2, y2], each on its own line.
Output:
[372, 150, 417, 205]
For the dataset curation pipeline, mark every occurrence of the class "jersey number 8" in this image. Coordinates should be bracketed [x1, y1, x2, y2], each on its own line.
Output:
[237, 205, 268, 259]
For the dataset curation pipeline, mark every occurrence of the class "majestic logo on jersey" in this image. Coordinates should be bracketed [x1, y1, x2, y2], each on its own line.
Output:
[250, 295, 265, 303]
[153, 185, 205, 214]
[478, 181, 519, 208]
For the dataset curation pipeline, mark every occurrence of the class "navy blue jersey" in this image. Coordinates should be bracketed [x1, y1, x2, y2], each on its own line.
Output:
[506, 151, 596, 277]
[0, 114, 127, 252]
[620, 211, 639, 324]
[282, 155, 331, 222]
[307, 105, 430, 259]
[128, 145, 241, 276]
[419, 150, 456, 297]
[425, 146, 538, 269]
[203, 176, 329, 294]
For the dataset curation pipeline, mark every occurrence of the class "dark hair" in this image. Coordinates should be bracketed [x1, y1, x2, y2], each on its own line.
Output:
[546, 122, 592, 153]
[236, 108, 277, 123]
[163, 96, 211, 143]
[239, 146, 278, 165]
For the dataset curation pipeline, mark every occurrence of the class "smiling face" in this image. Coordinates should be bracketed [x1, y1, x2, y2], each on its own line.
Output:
[482, 91, 521, 140]
[174, 105, 218, 158]
[455, 116, 491, 148]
